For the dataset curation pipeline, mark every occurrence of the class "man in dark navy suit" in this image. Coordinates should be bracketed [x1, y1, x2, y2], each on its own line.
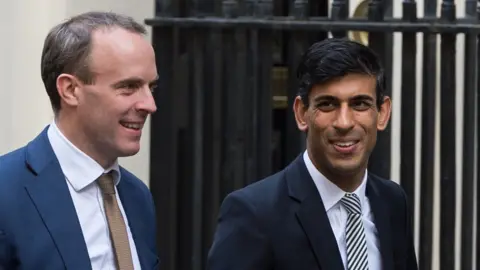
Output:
[0, 12, 159, 270]
[207, 38, 418, 270]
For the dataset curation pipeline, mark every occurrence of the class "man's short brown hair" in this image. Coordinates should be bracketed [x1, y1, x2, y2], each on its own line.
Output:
[40, 11, 147, 113]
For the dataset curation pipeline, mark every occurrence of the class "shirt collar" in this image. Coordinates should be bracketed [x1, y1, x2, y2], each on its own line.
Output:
[303, 150, 367, 212]
[47, 121, 121, 191]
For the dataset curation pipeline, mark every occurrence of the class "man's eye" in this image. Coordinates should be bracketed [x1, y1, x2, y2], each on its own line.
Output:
[352, 100, 372, 110]
[125, 83, 140, 90]
[316, 102, 336, 111]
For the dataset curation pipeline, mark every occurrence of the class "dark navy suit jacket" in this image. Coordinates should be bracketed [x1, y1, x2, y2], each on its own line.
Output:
[207, 154, 418, 270]
[0, 127, 159, 270]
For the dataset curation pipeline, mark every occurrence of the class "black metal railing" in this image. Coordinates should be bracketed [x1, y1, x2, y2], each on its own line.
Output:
[145, 0, 480, 269]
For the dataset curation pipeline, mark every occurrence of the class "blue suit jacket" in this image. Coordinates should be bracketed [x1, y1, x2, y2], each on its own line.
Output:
[0, 127, 160, 270]
[207, 154, 418, 270]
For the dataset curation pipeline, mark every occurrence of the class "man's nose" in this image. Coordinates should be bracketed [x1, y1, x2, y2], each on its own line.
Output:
[332, 104, 354, 132]
[135, 87, 157, 114]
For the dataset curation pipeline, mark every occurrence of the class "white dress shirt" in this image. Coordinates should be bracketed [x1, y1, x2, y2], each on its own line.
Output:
[47, 121, 141, 270]
[303, 151, 382, 270]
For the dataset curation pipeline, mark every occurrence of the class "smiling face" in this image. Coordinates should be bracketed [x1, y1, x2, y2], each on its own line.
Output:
[56, 27, 158, 167]
[294, 73, 391, 182]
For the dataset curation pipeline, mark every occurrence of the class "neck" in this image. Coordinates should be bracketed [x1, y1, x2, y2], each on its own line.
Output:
[307, 150, 367, 193]
[55, 114, 115, 169]
[325, 169, 365, 193]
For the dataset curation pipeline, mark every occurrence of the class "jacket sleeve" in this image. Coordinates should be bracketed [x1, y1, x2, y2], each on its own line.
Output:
[206, 190, 272, 270]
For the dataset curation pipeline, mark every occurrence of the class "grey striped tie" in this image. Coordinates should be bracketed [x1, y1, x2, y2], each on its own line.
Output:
[341, 193, 369, 270]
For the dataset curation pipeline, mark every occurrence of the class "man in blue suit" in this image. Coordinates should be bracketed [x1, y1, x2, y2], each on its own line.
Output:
[0, 12, 159, 270]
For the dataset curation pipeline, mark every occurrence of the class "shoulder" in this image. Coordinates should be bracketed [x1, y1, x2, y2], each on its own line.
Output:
[0, 146, 32, 223]
[367, 172, 410, 212]
[119, 167, 154, 206]
[0, 146, 30, 188]
[368, 172, 406, 197]
[234, 169, 285, 197]
[118, 167, 156, 222]
[0, 146, 27, 173]
[119, 167, 151, 193]
[119, 167, 154, 208]
[221, 169, 287, 217]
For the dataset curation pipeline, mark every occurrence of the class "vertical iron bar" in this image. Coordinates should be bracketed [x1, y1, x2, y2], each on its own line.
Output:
[258, 0, 274, 178]
[285, 0, 308, 164]
[202, 0, 225, 261]
[439, 1, 456, 269]
[220, 0, 236, 198]
[190, 27, 205, 270]
[176, 28, 192, 270]
[245, 0, 255, 16]
[476, 3, 480, 267]
[214, 0, 223, 15]
[254, 0, 274, 181]
[307, 0, 330, 45]
[156, 0, 179, 15]
[189, 2, 210, 269]
[222, 0, 239, 18]
[150, 26, 178, 270]
[418, 0, 437, 268]
[461, 2, 477, 269]
[149, 1, 180, 269]
[222, 0, 247, 193]
[331, 0, 348, 38]
[400, 0, 417, 232]
[367, 0, 390, 179]
[243, 0, 257, 186]
[292, 0, 308, 19]
[234, 14, 248, 190]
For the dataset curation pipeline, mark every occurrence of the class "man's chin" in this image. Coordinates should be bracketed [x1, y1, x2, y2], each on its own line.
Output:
[117, 143, 141, 157]
[329, 159, 366, 176]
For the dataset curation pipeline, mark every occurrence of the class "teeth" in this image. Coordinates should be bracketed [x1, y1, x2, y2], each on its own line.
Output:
[335, 142, 355, 147]
[122, 123, 141, 130]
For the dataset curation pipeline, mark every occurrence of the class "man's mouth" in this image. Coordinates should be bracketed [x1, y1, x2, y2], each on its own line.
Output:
[333, 141, 358, 148]
[331, 140, 360, 154]
[120, 121, 143, 130]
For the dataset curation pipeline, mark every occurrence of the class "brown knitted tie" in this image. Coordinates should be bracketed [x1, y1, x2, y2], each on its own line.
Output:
[97, 173, 134, 270]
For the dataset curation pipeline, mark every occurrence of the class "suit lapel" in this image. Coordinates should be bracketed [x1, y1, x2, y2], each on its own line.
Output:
[366, 176, 394, 270]
[23, 128, 91, 270]
[296, 197, 345, 270]
[117, 174, 153, 269]
[287, 155, 344, 270]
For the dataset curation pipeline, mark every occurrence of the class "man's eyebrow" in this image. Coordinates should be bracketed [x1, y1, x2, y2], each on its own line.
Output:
[149, 76, 159, 84]
[311, 94, 375, 103]
[111, 76, 159, 88]
[111, 77, 143, 88]
[350, 95, 375, 102]
[312, 95, 337, 103]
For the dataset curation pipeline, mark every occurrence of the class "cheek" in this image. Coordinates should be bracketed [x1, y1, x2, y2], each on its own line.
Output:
[310, 111, 330, 130]
[79, 91, 106, 114]
[356, 110, 377, 129]
[308, 117, 330, 146]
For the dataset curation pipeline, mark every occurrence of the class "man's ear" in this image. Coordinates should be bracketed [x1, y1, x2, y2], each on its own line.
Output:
[56, 74, 81, 108]
[377, 96, 392, 131]
[293, 96, 308, 132]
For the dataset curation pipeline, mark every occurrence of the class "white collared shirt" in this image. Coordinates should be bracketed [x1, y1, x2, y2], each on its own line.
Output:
[47, 121, 141, 270]
[303, 151, 382, 270]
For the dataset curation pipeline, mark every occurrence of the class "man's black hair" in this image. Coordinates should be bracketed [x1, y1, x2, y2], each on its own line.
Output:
[296, 38, 386, 108]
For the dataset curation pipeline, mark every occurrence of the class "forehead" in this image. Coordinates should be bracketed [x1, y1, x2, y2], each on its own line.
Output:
[88, 27, 157, 79]
[309, 73, 377, 100]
